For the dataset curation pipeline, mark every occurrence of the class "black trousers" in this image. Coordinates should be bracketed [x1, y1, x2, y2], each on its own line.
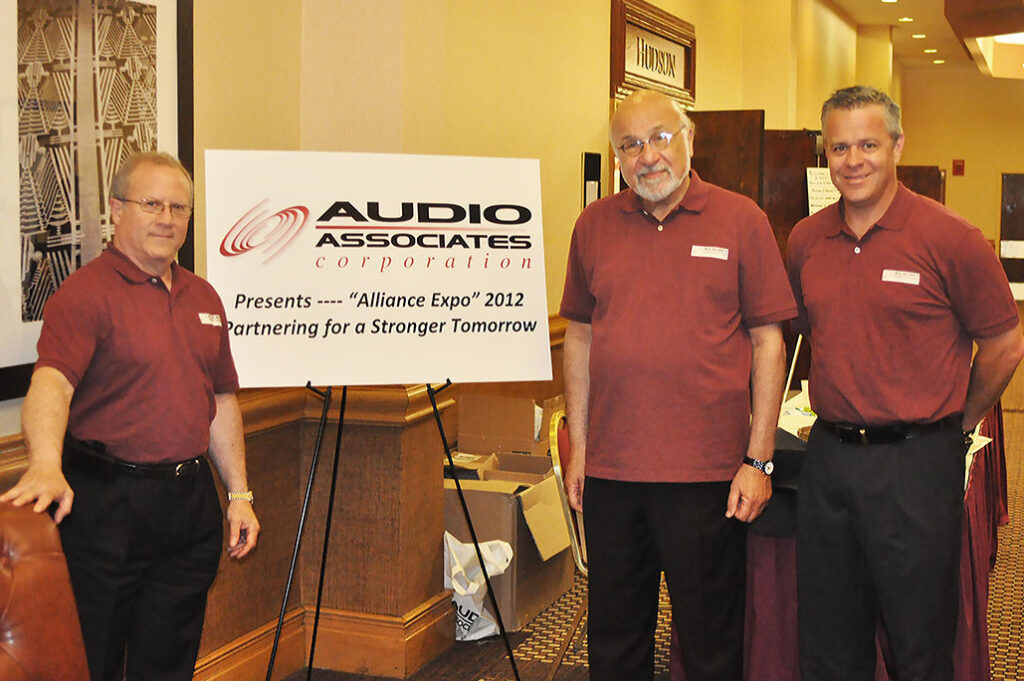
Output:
[583, 477, 746, 681]
[59, 453, 224, 681]
[797, 421, 965, 681]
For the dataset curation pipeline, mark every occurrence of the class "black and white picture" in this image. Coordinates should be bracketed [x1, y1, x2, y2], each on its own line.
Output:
[19, 0, 158, 321]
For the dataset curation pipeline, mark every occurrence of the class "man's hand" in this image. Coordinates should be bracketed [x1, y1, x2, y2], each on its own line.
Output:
[564, 447, 585, 513]
[725, 463, 771, 523]
[0, 462, 74, 523]
[226, 500, 259, 559]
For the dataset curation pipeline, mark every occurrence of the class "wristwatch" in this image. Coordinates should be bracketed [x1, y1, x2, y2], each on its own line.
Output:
[743, 456, 774, 476]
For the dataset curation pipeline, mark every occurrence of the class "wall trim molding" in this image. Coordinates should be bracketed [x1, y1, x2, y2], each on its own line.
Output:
[193, 592, 454, 681]
[193, 607, 306, 681]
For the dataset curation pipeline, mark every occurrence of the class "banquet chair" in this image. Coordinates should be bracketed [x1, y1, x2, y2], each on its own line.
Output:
[542, 408, 588, 681]
[0, 500, 90, 681]
[548, 408, 587, 577]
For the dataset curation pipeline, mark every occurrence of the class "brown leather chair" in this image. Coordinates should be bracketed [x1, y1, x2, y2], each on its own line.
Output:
[0, 501, 90, 681]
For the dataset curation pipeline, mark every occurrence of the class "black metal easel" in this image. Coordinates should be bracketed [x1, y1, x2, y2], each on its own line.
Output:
[264, 382, 349, 681]
[426, 380, 522, 681]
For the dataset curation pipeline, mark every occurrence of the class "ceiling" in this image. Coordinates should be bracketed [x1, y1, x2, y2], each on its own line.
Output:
[828, 0, 970, 69]
[828, 0, 1024, 78]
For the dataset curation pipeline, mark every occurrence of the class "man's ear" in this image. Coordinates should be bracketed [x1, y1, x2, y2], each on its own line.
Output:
[109, 197, 122, 225]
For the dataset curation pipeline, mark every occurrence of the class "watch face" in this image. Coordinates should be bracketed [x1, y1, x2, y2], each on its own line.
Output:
[764, 461, 774, 475]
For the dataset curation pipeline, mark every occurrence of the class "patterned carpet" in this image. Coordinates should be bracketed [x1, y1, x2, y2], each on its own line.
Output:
[990, 407, 1024, 681]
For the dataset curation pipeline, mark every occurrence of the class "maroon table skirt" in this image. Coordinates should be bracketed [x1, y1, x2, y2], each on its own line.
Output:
[671, 407, 1007, 681]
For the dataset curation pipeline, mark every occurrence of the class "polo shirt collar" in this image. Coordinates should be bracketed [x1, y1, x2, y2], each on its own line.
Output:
[826, 183, 911, 239]
[105, 245, 188, 292]
[619, 169, 708, 218]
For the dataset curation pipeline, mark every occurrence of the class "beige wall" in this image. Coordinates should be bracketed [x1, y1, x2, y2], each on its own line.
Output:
[856, 25, 892, 93]
[396, 0, 611, 313]
[192, 0, 302, 275]
[900, 65, 1024, 240]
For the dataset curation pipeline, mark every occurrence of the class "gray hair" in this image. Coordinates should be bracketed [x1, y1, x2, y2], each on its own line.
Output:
[821, 86, 902, 142]
[110, 151, 193, 202]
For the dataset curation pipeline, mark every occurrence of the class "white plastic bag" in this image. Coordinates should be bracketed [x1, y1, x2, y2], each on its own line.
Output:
[443, 531, 514, 640]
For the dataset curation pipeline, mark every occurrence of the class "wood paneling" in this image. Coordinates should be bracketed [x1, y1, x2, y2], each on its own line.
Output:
[764, 129, 821, 259]
[689, 110, 765, 204]
[898, 165, 946, 204]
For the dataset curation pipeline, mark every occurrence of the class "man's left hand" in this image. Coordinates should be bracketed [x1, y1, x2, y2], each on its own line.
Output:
[226, 501, 260, 559]
[725, 463, 772, 523]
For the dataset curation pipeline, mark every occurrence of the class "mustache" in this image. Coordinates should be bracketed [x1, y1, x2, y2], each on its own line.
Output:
[637, 164, 671, 180]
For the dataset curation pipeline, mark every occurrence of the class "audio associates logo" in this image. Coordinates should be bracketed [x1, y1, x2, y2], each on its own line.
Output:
[219, 201, 310, 262]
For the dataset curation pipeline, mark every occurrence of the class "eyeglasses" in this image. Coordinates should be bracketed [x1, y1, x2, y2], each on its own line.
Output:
[116, 197, 192, 220]
[617, 125, 687, 157]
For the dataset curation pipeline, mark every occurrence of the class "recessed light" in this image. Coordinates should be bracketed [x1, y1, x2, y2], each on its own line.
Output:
[881, 0, 898, 3]
[924, 48, 938, 54]
[932, 59, 946, 65]
[898, 17, 914, 23]
[912, 34, 926, 39]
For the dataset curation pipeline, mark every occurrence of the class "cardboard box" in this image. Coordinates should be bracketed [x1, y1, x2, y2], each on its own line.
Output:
[444, 452, 575, 630]
[457, 394, 563, 457]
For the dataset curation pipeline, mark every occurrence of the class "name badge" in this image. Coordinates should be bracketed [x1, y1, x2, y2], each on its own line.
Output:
[198, 313, 222, 326]
[691, 245, 729, 261]
[881, 269, 921, 286]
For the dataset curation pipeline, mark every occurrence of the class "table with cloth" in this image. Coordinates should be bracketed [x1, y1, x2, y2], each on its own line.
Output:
[670, 404, 1008, 681]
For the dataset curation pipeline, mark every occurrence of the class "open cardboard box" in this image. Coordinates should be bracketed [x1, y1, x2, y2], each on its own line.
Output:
[456, 394, 563, 457]
[443, 452, 575, 631]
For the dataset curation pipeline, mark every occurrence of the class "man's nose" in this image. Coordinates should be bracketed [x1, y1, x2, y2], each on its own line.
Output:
[638, 141, 660, 165]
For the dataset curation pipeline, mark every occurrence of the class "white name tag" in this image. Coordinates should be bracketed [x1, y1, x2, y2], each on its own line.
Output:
[198, 313, 223, 326]
[881, 269, 921, 286]
[691, 245, 729, 261]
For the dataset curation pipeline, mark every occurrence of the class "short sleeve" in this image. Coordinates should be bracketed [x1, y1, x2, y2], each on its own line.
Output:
[737, 208, 797, 328]
[559, 218, 596, 324]
[947, 227, 1019, 339]
[35, 278, 105, 387]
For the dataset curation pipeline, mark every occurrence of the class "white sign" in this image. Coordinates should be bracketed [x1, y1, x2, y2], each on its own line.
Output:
[206, 150, 552, 388]
[806, 167, 841, 215]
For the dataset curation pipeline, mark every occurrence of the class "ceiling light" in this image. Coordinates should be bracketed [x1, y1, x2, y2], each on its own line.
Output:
[932, 59, 946, 64]
[912, 34, 926, 39]
[881, 0, 898, 3]
[898, 17, 914, 23]
[924, 48, 938, 54]
[993, 32, 1024, 45]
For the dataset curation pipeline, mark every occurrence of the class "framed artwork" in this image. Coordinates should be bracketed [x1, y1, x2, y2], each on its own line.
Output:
[0, 0, 193, 400]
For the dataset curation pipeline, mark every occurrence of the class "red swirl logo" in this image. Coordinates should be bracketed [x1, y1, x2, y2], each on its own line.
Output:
[219, 201, 310, 262]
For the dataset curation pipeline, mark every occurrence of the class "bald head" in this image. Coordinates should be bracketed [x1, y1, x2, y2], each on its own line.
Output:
[610, 90, 691, 145]
[610, 90, 694, 214]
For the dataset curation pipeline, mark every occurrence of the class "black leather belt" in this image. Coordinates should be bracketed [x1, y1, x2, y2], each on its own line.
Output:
[64, 436, 203, 479]
[816, 413, 962, 446]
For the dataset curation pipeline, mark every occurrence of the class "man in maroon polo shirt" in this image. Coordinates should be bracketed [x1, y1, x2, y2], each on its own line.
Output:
[788, 86, 1024, 681]
[560, 89, 796, 681]
[1, 152, 260, 681]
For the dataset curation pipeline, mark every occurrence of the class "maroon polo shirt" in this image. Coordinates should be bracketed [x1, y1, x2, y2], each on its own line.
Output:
[787, 184, 1019, 426]
[36, 247, 239, 463]
[560, 171, 797, 483]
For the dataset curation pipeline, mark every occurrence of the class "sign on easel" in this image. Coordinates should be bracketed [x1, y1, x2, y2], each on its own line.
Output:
[205, 151, 552, 388]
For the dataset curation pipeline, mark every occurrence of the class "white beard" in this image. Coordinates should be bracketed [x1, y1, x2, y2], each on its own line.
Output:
[633, 165, 683, 203]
